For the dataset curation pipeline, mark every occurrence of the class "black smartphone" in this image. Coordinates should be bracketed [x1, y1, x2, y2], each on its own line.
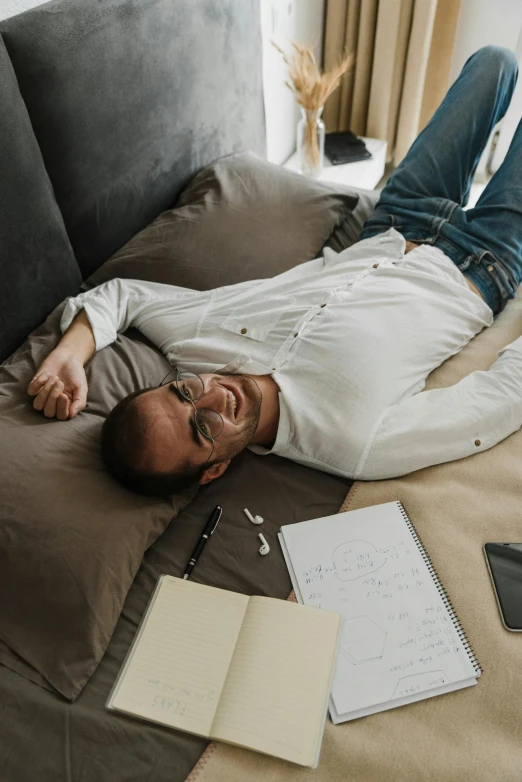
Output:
[483, 543, 522, 631]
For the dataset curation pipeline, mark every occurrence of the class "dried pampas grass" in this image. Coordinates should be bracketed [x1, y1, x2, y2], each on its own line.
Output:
[272, 41, 354, 173]
[272, 41, 353, 111]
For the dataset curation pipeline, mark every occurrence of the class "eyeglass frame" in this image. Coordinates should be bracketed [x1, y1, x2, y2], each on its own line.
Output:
[158, 366, 224, 463]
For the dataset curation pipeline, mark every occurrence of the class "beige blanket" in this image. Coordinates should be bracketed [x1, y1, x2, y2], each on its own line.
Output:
[187, 291, 522, 782]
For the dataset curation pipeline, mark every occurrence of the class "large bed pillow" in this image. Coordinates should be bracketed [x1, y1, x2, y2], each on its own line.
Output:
[88, 151, 360, 290]
[0, 308, 196, 701]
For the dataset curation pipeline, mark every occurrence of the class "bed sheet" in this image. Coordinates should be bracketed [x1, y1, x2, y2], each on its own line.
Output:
[0, 448, 351, 782]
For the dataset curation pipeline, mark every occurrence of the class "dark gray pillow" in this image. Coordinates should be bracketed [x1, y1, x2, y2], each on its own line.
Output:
[88, 151, 360, 290]
[0, 37, 81, 363]
[324, 186, 380, 252]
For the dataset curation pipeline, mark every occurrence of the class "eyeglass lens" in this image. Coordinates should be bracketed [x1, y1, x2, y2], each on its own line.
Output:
[160, 369, 224, 441]
[177, 372, 224, 440]
[195, 408, 224, 439]
[177, 371, 204, 401]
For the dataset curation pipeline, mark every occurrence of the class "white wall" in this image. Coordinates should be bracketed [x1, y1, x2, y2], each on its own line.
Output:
[449, 0, 522, 176]
[0, 0, 50, 20]
[261, 0, 325, 164]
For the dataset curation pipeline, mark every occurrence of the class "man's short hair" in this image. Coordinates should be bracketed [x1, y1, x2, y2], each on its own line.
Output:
[101, 388, 206, 496]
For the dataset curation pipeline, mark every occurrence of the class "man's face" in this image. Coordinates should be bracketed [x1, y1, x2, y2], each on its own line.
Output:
[132, 373, 262, 480]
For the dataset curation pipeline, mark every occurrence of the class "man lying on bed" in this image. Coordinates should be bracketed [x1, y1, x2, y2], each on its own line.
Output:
[28, 46, 522, 496]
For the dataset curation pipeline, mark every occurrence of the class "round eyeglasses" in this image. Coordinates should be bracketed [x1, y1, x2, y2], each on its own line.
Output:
[159, 367, 224, 447]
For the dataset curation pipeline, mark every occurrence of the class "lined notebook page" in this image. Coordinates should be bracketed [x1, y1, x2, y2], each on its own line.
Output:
[280, 502, 478, 719]
[108, 577, 248, 737]
[210, 596, 340, 767]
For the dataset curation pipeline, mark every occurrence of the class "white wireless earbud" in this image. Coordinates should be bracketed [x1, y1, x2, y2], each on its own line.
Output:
[244, 508, 264, 525]
[258, 533, 270, 556]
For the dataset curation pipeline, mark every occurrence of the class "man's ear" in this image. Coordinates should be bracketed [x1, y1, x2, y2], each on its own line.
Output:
[199, 459, 231, 485]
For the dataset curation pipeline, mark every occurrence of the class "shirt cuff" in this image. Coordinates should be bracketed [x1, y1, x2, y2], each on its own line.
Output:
[499, 334, 522, 358]
[60, 297, 116, 352]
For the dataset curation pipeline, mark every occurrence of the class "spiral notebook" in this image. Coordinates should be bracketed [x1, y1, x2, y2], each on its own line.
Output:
[279, 501, 481, 723]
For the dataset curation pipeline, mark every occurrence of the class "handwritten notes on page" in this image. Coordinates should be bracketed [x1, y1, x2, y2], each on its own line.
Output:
[108, 576, 249, 736]
[279, 502, 478, 722]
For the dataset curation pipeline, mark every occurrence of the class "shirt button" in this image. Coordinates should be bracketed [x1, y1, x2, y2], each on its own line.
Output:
[487, 265, 494, 272]
[294, 332, 299, 338]
[373, 263, 379, 268]
[474, 439, 481, 447]
[320, 303, 326, 308]
[241, 327, 247, 334]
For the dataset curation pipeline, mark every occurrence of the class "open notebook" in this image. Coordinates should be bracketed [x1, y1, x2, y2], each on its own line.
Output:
[279, 501, 481, 723]
[107, 576, 341, 768]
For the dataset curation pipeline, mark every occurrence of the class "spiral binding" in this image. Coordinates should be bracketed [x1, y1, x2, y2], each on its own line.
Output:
[397, 501, 482, 676]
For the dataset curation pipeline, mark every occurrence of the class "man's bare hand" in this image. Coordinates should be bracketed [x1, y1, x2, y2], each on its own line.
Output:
[27, 348, 88, 420]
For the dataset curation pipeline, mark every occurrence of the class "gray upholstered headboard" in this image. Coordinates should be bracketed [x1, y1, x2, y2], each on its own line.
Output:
[0, 0, 265, 360]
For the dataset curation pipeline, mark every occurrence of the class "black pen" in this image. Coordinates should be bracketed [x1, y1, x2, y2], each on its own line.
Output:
[183, 505, 223, 580]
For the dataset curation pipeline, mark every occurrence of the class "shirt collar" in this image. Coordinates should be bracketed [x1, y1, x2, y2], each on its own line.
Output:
[248, 389, 290, 457]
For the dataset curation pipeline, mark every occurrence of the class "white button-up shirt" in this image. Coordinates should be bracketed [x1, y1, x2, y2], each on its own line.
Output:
[61, 228, 522, 481]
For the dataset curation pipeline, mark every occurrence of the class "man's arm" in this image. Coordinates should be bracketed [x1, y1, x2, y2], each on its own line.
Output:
[355, 336, 522, 480]
[28, 277, 203, 419]
[28, 277, 158, 419]
[27, 310, 95, 419]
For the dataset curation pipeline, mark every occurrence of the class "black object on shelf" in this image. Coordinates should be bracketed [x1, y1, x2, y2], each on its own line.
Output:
[324, 130, 372, 165]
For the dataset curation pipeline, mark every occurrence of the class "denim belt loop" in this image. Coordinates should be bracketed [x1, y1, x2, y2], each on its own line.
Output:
[457, 254, 475, 273]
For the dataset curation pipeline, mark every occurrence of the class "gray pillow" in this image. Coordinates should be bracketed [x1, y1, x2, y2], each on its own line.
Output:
[324, 187, 380, 252]
[0, 308, 196, 701]
[88, 151, 360, 290]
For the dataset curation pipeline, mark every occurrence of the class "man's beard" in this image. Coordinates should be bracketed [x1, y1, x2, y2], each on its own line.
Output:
[221, 374, 262, 458]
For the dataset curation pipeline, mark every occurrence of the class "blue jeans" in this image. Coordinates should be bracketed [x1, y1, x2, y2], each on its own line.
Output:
[360, 45, 520, 316]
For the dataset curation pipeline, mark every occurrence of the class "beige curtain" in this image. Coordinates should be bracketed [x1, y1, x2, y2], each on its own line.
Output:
[323, 0, 461, 166]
